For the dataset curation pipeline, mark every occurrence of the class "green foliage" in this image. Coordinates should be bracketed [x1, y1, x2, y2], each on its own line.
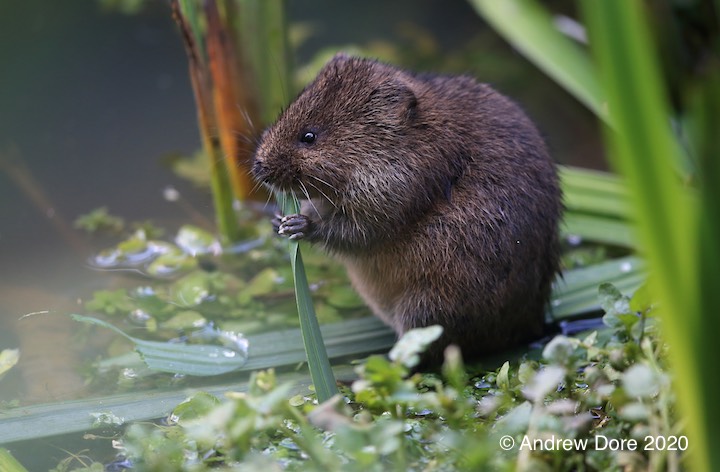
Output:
[107, 284, 679, 471]
[74, 207, 125, 235]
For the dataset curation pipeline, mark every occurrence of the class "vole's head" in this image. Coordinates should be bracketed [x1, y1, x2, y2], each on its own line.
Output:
[252, 54, 426, 215]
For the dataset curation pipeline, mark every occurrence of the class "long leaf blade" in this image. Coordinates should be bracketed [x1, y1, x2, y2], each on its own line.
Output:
[278, 193, 338, 403]
[72, 315, 248, 376]
[469, 0, 607, 121]
[581, 1, 709, 470]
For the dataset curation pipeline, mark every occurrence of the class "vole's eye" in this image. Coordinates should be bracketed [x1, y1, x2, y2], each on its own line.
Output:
[299, 131, 317, 144]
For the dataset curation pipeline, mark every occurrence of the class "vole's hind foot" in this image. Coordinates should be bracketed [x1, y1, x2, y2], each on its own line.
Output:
[278, 214, 310, 240]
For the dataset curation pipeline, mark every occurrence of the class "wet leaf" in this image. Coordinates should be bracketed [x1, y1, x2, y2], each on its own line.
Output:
[161, 311, 207, 330]
[523, 365, 565, 402]
[74, 207, 125, 234]
[0, 349, 20, 380]
[388, 325, 443, 368]
[146, 249, 197, 278]
[72, 315, 248, 376]
[85, 289, 134, 316]
[237, 268, 280, 305]
[171, 272, 212, 307]
[599, 283, 631, 316]
[629, 282, 653, 314]
[497, 361, 511, 391]
[542, 336, 577, 365]
[173, 392, 221, 422]
[622, 364, 661, 398]
[175, 225, 221, 256]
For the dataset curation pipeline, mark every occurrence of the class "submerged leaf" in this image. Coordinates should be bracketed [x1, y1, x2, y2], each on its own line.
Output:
[72, 315, 248, 376]
[175, 224, 222, 256]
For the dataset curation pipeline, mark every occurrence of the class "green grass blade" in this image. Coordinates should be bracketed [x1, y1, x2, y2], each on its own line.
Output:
[289, 242, 339, 402]
[0, 365, 358, 445]
[581, 2, 710, 470]
[468, 0, 607, 121]
[560, 166, 635, 248]
[560, 166, 631, 220]
[278, 193, 338, 403]
[0, 449, 28, 472]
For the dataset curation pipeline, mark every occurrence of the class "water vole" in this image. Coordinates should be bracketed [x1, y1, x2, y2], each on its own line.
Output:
[252, 54, 562, 366]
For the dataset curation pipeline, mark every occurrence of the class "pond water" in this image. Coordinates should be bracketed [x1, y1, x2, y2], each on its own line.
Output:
[0, 0, 604, 469]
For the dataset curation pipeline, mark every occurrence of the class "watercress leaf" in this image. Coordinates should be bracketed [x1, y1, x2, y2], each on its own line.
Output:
[598, 282, 631, 316]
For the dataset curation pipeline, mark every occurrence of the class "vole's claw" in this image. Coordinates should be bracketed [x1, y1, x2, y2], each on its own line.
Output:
[271, 212, 283, 233]
[277, 214, 310, 240]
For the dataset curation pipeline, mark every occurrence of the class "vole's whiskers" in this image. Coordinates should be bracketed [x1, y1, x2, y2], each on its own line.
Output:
[261, 187, 275, 211]
[307, 173, 339, 193]
[306, 175, 338, 209]
[299, 180, 321, 221]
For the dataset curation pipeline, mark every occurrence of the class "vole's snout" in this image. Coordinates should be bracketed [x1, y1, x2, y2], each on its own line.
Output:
[250, 151, 300, 192]
[250, 154, 267, 182]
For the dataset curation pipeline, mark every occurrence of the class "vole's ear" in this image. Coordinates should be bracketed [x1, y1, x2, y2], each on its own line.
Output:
[369, 79, 418, 124]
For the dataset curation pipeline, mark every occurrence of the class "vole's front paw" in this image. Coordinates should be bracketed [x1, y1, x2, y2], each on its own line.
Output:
[276, 214, 311, 241]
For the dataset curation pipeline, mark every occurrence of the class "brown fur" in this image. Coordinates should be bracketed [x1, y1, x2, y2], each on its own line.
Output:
[252, 54, 562, 366]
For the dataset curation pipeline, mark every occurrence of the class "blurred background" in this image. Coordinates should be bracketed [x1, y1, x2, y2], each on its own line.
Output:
[0, 0, 603, 294]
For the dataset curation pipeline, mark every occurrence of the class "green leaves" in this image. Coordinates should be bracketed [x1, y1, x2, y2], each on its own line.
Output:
[72, 315, 248, 376]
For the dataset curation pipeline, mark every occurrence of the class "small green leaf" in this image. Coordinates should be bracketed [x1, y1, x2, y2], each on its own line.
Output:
[173, 392, 221, 422]
[497, 361, 511, 391]
[523, 365, 565, 402]
[598, 283, 631, 316]
[0, 349, 20, 380]
[161, 311, 207, 330]
[85, 289, 134, 316]
[622, 364, 661, 398]
[542, 336, 577, 365]
[629, 282, 653, 314]
[388, 325, 444, 368]
[174, 224, 221, 256]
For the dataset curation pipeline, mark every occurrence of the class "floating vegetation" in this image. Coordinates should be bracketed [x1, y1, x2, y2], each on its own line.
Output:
[101, 283, 680, 472]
